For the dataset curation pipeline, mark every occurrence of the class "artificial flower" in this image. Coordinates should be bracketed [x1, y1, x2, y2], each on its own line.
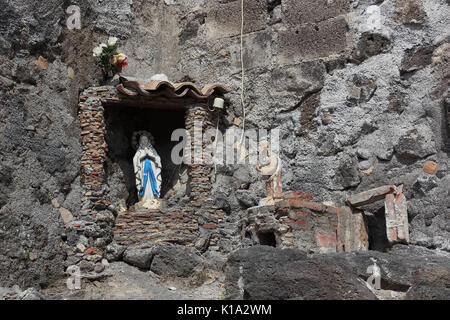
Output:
[92, 46, 103, 57]
[93, 38, 128, 77]
[111, 53, 128, 70]
[108, 37, 118, 47]
[93, 43, 108, 57]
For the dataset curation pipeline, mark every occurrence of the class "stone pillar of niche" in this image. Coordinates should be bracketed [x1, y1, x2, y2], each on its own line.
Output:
[79, 88, 109, 217]
[185, 105, 214, 208]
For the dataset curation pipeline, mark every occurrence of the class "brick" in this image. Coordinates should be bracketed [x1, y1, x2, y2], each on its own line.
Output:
[295, 211, 308, 217]
[315, 232, 337, 253]
[288, 199, 323, 212]
[293, 218, 307, 226]
[347, 185, 395, 207]
[385, 187, 409, 244]
[278, 190, 314, 201]
[423, 161, 438, 174]
[85, 247, 102, 255]
[336, 206, 368, 252]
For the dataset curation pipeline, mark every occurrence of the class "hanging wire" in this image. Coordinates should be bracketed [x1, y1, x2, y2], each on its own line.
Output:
[239, 0, 246, 146]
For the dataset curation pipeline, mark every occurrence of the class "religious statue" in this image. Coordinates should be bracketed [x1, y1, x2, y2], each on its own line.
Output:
[132, 131, 162, 207]
[256, 140, 282, 206]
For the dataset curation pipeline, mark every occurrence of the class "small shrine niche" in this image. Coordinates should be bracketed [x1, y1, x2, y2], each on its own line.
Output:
[104, 103, 186, 206]
[76, 77, 230, 249]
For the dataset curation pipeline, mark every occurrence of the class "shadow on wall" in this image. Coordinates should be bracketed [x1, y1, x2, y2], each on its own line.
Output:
[104, 105, 186, 207]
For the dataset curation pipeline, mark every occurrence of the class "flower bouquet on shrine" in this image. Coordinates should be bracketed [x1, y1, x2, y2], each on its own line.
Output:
[92, 37, 128, 78]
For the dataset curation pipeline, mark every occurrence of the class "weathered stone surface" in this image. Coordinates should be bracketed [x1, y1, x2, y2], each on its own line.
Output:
[105, 242, 126, 262]
[299, 92, 321, 136]
[351, 32, 391, 64]
[282, 0, 349, 25]
[394, 0, 426, 25]
[347, 185, 395, 207]
[225, 245, 450, 300]
[346, 74, 377, 106]
[406, 264, 450, 300]
[123, 247, 155, 269]
[228, 31, 272, 72]
[277, 16, 348, 63]
[235, 189, 258, 208]
[205, 0, 267, 39]
[401, 45, 434, 74]
[94, 263, 105, 273]
[358, 160, 372, 171]
[0, 0, 449, 290]
[334, 155, 361, 188]
[76, 243, 86, 253]
[395, 123, 437, 159]
[150, 243, 204, 278]
[278, 190, 314, 201]
[224, 246, 375, 300]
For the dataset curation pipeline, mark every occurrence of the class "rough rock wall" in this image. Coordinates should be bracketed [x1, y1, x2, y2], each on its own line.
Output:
[0, 0, 448, 288]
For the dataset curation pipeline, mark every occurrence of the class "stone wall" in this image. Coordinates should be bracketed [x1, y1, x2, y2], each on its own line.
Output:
[0, 0, 449, 288]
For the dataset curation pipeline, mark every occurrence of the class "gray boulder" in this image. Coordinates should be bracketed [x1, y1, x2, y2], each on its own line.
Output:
[123, 247, 155, 269]
[150, 243, 204, 278]
[224, 245, 450, 300]
[105, 242, 126, 262]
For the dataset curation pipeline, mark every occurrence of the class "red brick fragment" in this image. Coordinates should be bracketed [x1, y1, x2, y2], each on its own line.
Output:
[278, 190, 314, 201]
[85, 247, 102, 255]
[289, 199, 323, 212]
[315, 232, 337, 251]
[423, 161, 438, 174]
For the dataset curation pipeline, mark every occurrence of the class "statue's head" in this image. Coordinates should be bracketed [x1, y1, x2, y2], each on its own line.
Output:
[139, 135, 150, 148]
[132, 130, 155, 150]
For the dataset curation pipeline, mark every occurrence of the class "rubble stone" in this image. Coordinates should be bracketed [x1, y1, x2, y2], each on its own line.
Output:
[394, 0, 426, 25]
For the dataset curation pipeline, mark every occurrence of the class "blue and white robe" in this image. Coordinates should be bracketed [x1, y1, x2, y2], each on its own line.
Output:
[133, 146, 162, 201]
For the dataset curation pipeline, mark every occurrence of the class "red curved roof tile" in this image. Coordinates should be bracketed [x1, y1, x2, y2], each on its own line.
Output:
[116, 78, 230, 99]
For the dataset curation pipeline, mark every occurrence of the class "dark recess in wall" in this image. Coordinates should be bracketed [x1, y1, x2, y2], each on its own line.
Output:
[257, 230, 277, 247]
[104, 105, 186, 207]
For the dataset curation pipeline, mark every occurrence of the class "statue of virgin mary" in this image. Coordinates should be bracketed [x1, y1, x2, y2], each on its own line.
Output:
[132, 131, 162, 202]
